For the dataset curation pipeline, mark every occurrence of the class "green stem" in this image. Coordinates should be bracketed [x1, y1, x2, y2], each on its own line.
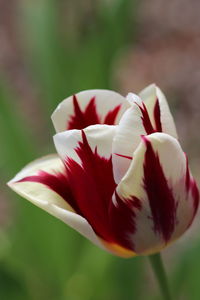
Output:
[149, 253, 172, 300]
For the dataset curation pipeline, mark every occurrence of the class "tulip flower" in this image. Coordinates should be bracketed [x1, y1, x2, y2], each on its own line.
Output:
[8, 84, 199, 258]
[8, 84, 199, 299]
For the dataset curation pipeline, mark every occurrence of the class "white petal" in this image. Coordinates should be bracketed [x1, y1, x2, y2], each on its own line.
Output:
[139, 84, 178, 138]
[51, 89, 129, 132]
[112, 104, 146, 183]
[116, 133, 194, 254]
[8, 154, 106, 250]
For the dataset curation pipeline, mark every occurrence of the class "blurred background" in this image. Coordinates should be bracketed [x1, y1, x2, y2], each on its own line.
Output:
[1, 0, 200, 299]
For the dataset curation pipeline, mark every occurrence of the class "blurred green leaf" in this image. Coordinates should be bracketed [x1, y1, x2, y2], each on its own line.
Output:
[0, 77, 37, 172]
[0, 262, 30, 300]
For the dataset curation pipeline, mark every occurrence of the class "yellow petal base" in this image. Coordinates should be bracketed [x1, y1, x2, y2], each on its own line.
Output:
[102, 241, 137, 258]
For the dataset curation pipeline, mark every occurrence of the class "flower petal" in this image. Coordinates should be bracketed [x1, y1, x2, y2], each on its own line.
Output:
[54, 125, 119, 243]
[115, 133, 199, 255]
[112, 104, 145, 183]
[7, 154, 106, 250]
[51, 90, 129, 132]
[139, 84, 178, 138]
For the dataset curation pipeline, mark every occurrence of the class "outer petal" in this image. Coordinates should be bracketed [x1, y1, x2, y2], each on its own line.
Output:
[53, 125, 117, 240]
[51, 89, 129, 132]
[139, 83, 178, 138]
[7, 155, 106, 250]
[115, 133, 199, 255]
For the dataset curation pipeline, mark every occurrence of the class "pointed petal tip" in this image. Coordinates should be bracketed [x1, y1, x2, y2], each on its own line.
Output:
[7, 176, 19, 187]
[126, 93, 142, 105]
[140, 83, 157, 98]
[7, 180, 13, 189]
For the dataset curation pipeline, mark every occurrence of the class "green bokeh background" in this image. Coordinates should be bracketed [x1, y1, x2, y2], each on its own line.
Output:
[1, 1, 200, 299]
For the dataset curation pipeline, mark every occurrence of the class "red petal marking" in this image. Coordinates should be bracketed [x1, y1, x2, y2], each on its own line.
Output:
[138, 102, 155, 134]
[66, 131, 139, 250]
[136, 99, 162, 134]
[17, 169, 81, 213]
[67, 95, 100, 129]
[191, 180, 199, 217]
[185, 154, 190, 192]
[109, 192, 141, 251]
[154, 99, 162, 132]
[63, 130, 116, 242]
[114, 153, 132, 160]
[103, 105, 121, 125]
[67, 95, 122, 129]
[142, 136, 177, 242]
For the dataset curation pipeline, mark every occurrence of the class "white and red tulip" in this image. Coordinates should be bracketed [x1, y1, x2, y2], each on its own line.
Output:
[8, 84, 199, 257]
